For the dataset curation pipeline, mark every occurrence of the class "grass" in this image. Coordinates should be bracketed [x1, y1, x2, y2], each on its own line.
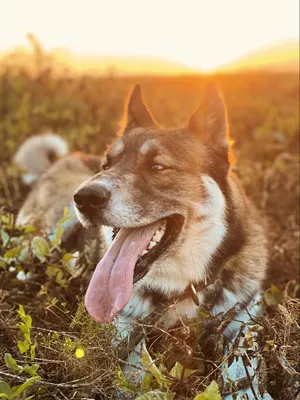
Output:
[0, 46, 299, 399]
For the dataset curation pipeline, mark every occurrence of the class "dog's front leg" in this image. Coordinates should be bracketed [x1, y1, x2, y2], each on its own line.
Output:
[114, 316, 146, 398]
[222, 297, 273, 400]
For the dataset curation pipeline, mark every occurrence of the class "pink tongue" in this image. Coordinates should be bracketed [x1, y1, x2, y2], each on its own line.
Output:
[85, 222, 160, 322]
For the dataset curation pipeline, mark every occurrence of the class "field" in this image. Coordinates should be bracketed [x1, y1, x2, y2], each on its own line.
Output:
[0, 50, 299, 399]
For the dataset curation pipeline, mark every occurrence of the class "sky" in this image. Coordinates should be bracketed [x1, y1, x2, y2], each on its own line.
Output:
[0, 0, 299, 71]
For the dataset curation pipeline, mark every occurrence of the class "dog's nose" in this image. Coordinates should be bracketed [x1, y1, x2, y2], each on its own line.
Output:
[74, 186, 111, 214]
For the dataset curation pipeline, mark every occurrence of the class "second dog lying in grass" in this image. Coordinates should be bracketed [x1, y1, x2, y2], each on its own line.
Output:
[14, 132, 104, 252]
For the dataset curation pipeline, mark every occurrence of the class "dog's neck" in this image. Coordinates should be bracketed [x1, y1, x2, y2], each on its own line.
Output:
[119, 178, 228, 326]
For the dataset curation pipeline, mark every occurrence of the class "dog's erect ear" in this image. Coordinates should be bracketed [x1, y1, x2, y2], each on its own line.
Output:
[123, 84, 156, 132]
[188, 85, 228, 153]
[188, 85, 231, 180]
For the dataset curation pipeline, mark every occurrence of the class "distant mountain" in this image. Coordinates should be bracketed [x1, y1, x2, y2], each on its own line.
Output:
[218, 41, 299, 73]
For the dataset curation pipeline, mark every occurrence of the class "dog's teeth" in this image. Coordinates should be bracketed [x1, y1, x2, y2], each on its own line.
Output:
[159, 220, 167, 232]
[153, 230, 164, 242]
[148, 241, 156, 249]
[141, 250, 148, 256]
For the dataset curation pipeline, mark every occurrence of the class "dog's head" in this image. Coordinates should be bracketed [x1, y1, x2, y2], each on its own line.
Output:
[75, 84, 231, 322]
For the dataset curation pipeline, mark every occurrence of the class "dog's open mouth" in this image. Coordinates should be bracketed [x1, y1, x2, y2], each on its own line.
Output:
[85, 214, 184, 322]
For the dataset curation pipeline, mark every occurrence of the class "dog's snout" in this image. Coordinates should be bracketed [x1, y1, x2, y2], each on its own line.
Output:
[74, 186, 111, 213]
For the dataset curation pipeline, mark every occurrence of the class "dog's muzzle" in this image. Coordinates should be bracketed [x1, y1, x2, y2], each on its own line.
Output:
[74, 186, 110, 218]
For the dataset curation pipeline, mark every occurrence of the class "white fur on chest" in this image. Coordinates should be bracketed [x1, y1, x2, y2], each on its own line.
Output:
[146, 175, 226, 292]
[121, 175, 227, 325]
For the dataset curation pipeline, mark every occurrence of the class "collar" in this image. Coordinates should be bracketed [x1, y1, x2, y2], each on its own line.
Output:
[118, 275, 222, 361]
[163, 274, 221, 307]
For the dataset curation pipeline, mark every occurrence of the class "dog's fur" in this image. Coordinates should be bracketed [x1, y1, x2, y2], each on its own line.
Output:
[15, 133, 102, 249]
[74, 85, 269, 398]
[15, 87, 269, 398]
[75, 85, 268, 332]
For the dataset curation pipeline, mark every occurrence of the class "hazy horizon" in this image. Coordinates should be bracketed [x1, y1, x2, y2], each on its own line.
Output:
[0, 0, 298, 72]
[1, 37, 298, 76]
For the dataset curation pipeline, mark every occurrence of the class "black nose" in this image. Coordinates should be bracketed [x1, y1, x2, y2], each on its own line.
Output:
[74, 186, 111, 215]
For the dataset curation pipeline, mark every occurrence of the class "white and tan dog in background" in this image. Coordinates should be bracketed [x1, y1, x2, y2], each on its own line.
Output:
[15, 133, 103, 250]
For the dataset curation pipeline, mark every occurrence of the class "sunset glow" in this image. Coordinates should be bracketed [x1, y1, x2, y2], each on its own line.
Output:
[0, 0, 298, 72]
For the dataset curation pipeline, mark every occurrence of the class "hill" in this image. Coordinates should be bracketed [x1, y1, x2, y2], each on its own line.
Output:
[50, 49, 197, 75]
[219, 41, 299, 73]
[0, 41, 298, 75]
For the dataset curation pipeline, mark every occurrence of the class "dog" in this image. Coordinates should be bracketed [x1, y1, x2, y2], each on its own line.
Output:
[14, 85, 269, 398]
[14, 133, 104, 251]
[74, 85, 270, 398]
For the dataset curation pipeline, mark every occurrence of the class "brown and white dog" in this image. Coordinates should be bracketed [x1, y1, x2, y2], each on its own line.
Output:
[74, 84, 270, 398]
[74, 84, 268, 332]
[15, 85, 269, 398]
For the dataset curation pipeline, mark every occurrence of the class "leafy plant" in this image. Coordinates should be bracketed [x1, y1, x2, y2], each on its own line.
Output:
[50, 207, 72, 249]
[0, 376, 42, 399]
[0, 307, 42, 398]
[16, 305, 36, 360]
[264, 285, 285, 308]
[4, 354, 40, 378]
[193, 380, 221, 400]
[140, 345, 171, 391]
[136, 391, 175, 400]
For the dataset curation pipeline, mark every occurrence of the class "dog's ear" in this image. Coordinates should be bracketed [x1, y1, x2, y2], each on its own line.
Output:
[188, 84, 229, 155]
[123, 85, 157, 132]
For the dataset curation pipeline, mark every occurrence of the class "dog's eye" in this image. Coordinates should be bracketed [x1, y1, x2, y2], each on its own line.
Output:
[102, 163, 110, 171]
[151, 164, 165, 171]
